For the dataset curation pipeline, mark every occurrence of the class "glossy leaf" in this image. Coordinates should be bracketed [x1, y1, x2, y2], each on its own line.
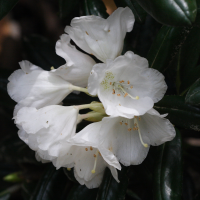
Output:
[114, 0, 146, 23]
[148, 26, 191, 72]
[0, 69, 15, 110]
[96, 166, 130, 200]
[30, 165, 67, 200]
[134, 0, 197, 26]
[177, 26, 200, 93]
[84, 0, 108, 18]
[0, 0, 19, 20]
[0, 134, 37, 164]
[67, 184, 98, 200]
[63, 168, 77, 183]
[59, 0, 79, 18]
[154, 96, 200, 131]
[0, 192, 10, 200]
[153, 128, 182, 200]
[185, 78, 200, 107]
[23, 35, 65, 71]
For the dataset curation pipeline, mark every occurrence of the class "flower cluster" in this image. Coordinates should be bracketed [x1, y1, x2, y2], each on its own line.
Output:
[7, 7, 175, 189]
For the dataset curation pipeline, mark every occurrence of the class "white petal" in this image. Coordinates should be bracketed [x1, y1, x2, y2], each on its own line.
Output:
[15, 105, 79, 157]
[138, 111, 176, 146]
[74, 167, 104, 189]
[69, 122, 121, 170]
[88, 51, 166, 117]
[53, 34, 96, 87]
[65, 7, 135, 62]
[100, 117, 149, 166]
[8, 61, 73, 111]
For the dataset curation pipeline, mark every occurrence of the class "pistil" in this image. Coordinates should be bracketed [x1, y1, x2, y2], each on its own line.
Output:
[91, 150, 99, 174]
[134, 118, 148, 148]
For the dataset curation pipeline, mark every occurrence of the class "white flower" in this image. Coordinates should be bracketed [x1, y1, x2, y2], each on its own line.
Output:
[7, 60, 87, 115]
[53, 122, 120, 189]
[52, 34, 96, 87]
[88, 51, 167, 118]
[14, 105, 80, 157]
[65, 7, 135, 62]
[90, 108, 175, 166]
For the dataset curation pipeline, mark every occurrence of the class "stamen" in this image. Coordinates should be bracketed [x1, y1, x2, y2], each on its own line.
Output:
[134, 118, 148, 148]
[67, 168, 71, 171]
[91, 150, 99, 174]
[118, 85, 139, 100]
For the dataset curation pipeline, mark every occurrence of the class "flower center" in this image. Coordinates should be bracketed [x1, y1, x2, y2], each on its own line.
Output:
[119, 117, 148, 148]
[112, 81, 139, 100]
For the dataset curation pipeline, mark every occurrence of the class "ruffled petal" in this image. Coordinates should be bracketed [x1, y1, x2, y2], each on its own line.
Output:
[53, 34, 96, 87]
[7, 61, 73, 113]
[65, 7, 135, 62]
[69, 122, 121, 170]
[99, 117, 150, 166]
[15, 105, 79, 157]
[138, 110, 176, 146]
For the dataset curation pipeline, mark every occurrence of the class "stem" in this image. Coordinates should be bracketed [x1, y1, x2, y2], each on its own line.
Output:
[77, 103, 103, 110]
[80, 112, 103, 120]
[71, 85, 88, 93]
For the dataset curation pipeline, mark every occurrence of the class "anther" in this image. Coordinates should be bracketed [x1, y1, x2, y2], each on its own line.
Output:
[86, 31, 89, 35]
[124, 93, 128, 97]
[127, 81, 130, 84]
[67, 168, 71, 171]
[90, 147, 93, 150]
[85, 148, 88, 151]
[117, 94, 121, 96]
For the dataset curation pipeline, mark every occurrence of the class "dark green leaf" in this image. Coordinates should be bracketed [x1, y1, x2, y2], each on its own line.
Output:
[0, 0, 19, 20]
[0, 192, 10, 200]
[194, 0, 200, 25]
[63, 168, 77, 183]
[30, 165, 67, 200]
[67, 184, 98, 200]
[96, 166, 130, 200]
[23, 35, 65, 71]
[177, 26, 200, 93]
[135, 0, 197, 26]
[153, 128, 182, 200]
[84, 0, 108, 18]
[148, 26, 191, 72]
[154, 96, 200, 131]
[59, 0, 79, 18]
[185, 78, 200, 107]
[0, 135, 37, 164]
[0, 69, 15, 110]
[114, 0, 146, 23]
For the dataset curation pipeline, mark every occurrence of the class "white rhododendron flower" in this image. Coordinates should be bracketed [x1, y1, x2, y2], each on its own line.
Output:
[65, 7, 135, 62]
[88, 51, 167, 118]
[14, 105, 80, 157]
[52, 34, 96, 87]
[80, 109, 175, 166]
[53, 122, 120, 189]
[7, 60, 88, 115]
